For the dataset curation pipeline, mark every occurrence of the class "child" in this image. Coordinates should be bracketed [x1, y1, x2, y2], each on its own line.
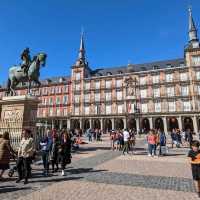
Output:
[188, 140, 200, 198]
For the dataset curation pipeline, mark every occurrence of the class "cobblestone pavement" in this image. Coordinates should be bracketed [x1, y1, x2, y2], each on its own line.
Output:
[0, 135, 198, 200]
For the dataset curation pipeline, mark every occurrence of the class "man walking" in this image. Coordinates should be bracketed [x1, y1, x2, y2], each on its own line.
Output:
[122, 129, 130, 155]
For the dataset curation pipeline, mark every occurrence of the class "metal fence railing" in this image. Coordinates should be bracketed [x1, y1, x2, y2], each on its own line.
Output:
[0, 121, 22, 150]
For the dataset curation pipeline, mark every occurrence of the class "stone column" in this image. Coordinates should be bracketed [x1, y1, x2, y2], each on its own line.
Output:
[45, 120, 48, 130]
[100, 118, 103, 130]
[89, 118, 92, 129]
[149, 117, 153, 129]
[193, 116, 198, 134]
[67, 119, 70, 130]
[136, 118, 140, 132]
[80, 118, 83, 130]
[123, 117, 127, 129]
[111, 118, 114, 130]
[52, 119, 55, 129]
[59, 120, 63, 130]
[162, 117, 168, 134]
[178, 116, 182, 130]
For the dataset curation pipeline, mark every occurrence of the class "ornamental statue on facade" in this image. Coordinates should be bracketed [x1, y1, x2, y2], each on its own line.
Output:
[125, 76, 137, 96]
[6, 48, 47, 96]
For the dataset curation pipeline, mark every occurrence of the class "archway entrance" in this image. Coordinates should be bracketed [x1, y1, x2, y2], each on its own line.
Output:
[154, 118, 164, 131]
[168, 117, 178, 131]
[141, 118, 150, 133]
[104, 119, 112, 131]
[71, 119, 80, 129]
[127, 118, 136, 130]
[115, 118, 124, 130]
[183, 117, 193, 131]
[93, 119, 101, 129]
[83, 119, 90, 130]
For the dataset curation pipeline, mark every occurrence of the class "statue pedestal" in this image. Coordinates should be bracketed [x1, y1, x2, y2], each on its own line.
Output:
[0, 95, 40, 148]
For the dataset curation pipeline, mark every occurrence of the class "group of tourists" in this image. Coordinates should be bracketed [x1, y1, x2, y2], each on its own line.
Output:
[85, 128, 103, 142]
[110, 129, 136, 154]
[0, 128, 72, 184]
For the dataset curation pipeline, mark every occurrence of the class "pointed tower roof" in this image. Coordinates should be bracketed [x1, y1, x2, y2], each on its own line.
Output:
[75, 31, 86, 67]
[189, 7, 197, 32]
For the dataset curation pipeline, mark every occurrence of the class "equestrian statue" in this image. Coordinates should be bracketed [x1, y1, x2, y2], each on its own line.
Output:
[6, 48, 47, 96]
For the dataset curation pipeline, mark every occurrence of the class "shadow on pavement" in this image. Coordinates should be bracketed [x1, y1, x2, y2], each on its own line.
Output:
[0, 186, 31, 194]
[66, 168, 107, 175]
[28, 176, 83, 184]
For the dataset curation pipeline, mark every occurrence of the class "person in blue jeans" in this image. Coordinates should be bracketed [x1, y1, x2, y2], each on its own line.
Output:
[40, 131, 52, 176]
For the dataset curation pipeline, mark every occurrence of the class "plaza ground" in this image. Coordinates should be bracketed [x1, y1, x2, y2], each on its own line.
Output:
[0, 134, 198, 200]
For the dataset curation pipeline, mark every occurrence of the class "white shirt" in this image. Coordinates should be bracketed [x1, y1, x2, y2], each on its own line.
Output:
[123, 131, 130, 142]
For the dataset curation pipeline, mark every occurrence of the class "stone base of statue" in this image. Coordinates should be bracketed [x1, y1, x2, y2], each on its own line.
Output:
[0, 95, 40, 148]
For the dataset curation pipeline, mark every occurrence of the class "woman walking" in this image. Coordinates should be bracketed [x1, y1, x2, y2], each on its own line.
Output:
[188, 140, 200, 198]
[50, 136, 59, 173]
[60, 132, 71, 176]
[147, 129, 157, 157]
[16, 129, 34, 184]
[0, 132, 15, 179]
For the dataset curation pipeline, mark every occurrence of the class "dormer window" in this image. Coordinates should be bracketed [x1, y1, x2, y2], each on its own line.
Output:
[107, 72, 112, 76]
[179, 62, 185, 67]
[118, 71, 123, 74]
[167, 64, 173, 68]
[59, 77, 64, 83]
[153, 65, 160, 70]
[141, 67, 146, 71]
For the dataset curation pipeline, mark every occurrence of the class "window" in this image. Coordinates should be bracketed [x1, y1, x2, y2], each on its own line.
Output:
[56, 108, 60, 116]
[105, 92, 112, 101]
[63, 108, 68, 116]
[55, 86, 59, 94]
[180, 73, 188, 81]
[141, 104, 148, 113]
[140, 77, 146, 85]
[116, 79, 122, 87]
[155, 102, 161, 112]
[49, 108, 53, 116]
[105, 80, 111, 88]
[166, 74, 173, 82]
[106, 104, 112, 114]
[75, 72, 81, 80]
[63, 95, 68, 104]
[56, 97, 60, 105]
[168, 102, 176, 112]
[49, 97, 53, 105]
[43, 109, 46, 117]
[75, 84, 80, 91]
[181, 86, 189, 96]
[179, 63, 185, 67]
[183, 101, 191, 111]
[74, 106, 79, 115]
[74, 95, 80, 103]
[152, 75, 159, 83]
[192, 56, 200, 66]
[116, 91, 123, 100]
[94, 104, 100, 114]
[95, 81, 100, 89]
[51, 87, 55, 94]
[95, 93, 100, 101]
[140, 89, 147, 98]
[63, 85, 68, 93]
[167, 87, 174, 97]
[153, 88, 160, 97]
[84, 106, 90, 115]
[196, 72, 200, 80]
[84, 94, 90, 102]
[117, 104, 123, 113]
[85, 82, 90, 90]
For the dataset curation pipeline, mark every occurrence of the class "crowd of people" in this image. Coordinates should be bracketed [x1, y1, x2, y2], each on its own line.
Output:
[0, 128, 75, 184]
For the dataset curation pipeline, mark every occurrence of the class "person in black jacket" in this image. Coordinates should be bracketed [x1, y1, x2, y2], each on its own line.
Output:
[60, 132, 71, 176]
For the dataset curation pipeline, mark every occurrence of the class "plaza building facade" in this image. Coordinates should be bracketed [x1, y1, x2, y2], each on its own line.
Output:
[1, 9, 200, 134]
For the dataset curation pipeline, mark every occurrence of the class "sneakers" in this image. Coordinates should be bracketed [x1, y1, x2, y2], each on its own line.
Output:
[61, 170, 65, 176]
[16, 179, 22, 183]
[148, 154, 151, 157]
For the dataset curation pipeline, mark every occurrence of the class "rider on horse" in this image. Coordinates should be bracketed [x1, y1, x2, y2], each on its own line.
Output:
[21, 47, 31, 76]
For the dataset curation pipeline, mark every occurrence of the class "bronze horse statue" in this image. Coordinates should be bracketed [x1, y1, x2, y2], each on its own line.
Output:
[6, 53, 47, 96]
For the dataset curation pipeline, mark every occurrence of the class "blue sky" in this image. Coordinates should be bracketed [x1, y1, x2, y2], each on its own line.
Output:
[0, 0, 200, 84]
